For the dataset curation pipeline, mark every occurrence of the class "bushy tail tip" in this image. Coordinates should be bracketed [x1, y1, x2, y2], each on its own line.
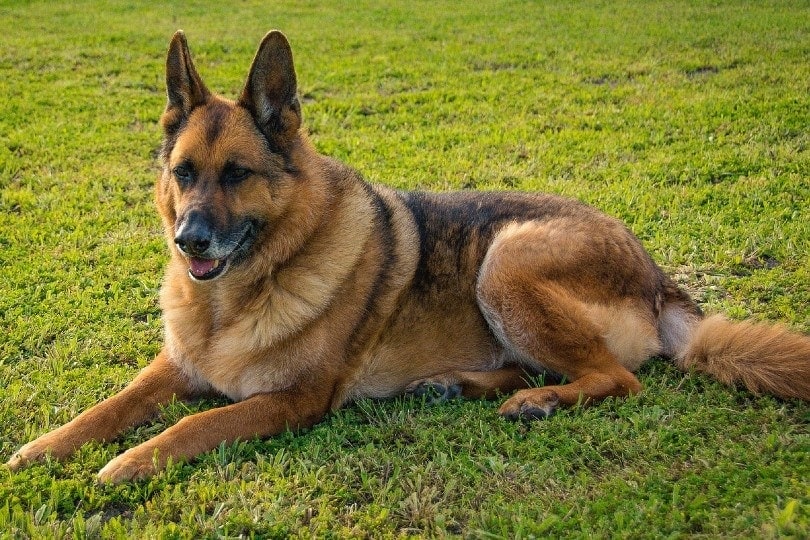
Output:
[677, 314, 810, 401]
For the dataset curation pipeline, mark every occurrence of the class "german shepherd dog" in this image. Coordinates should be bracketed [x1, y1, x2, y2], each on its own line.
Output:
[7, 31, 810, 483]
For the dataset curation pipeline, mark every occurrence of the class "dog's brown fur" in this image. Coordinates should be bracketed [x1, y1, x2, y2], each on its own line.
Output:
[7, 31, 810, 483]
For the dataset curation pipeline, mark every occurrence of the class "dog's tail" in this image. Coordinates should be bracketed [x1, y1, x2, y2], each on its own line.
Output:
[671, 313, 810, 401]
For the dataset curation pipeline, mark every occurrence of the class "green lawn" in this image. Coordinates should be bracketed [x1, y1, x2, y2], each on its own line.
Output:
[1, 0, 808, 537]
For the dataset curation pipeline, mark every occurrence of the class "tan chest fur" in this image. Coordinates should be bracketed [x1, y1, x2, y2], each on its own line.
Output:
[160, 179, 383, 401]
[159, 180, 454, 404]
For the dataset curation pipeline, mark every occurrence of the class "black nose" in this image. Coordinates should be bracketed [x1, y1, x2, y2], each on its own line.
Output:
[175, 212, 213, 256]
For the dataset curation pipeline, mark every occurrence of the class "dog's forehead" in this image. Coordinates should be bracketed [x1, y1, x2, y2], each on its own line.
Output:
[171, 98, 266, 166]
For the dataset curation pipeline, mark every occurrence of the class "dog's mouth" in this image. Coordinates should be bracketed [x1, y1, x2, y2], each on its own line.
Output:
[182, 223, 256, 282]
[187, 257, 229, 281]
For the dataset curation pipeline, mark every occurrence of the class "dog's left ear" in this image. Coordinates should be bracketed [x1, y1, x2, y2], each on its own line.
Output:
[239, 31, 301, 149]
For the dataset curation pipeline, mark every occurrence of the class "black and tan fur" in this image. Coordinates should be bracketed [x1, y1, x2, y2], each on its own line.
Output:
[7, 31, 810, 483]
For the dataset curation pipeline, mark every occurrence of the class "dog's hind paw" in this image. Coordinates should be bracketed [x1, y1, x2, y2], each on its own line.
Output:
[405, 379, 463, 405]
[498, 388, 560, 421]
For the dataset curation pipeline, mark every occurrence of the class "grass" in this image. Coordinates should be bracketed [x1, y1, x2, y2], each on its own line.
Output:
[0, 0, 808, 537]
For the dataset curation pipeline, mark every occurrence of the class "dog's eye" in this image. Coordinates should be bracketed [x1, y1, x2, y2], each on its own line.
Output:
[224, 167, 251, 184]
[173, 165, 193, 185]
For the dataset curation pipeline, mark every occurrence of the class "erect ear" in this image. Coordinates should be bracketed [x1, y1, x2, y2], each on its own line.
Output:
[162, 30, 210, 131]
[238, 30, 302, 148]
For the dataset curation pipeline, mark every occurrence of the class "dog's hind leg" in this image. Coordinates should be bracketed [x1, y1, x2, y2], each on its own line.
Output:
[405, 365, 535, 402]
[476, 220, 657, 419]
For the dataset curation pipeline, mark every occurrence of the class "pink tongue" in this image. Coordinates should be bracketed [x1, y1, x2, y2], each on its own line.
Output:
[189, 258, 217, 277]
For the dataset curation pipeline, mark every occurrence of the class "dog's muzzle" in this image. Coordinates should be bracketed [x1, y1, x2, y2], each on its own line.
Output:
[174, 212, 255, 281]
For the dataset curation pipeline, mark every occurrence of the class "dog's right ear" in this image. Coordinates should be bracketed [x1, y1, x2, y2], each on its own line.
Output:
[162, 31, 210, 132]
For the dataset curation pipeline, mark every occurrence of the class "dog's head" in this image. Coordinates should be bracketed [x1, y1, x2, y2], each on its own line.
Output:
[156, 31, 305, 282]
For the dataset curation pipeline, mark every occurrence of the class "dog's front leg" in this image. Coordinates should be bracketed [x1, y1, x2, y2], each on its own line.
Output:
[6, 350, 196, 471]
[97, 386, 331, 483]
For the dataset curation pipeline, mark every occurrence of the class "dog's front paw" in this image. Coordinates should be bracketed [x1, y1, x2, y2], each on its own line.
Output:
[97, 449, 158, 484]
[5, 439, 53, 471]
[5, 449, 34, 472]
[498, 388, 560, 420]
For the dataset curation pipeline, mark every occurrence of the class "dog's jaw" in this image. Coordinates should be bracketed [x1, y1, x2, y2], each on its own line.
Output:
[187, 257, 228, 281]
[179, 221, 257, 282]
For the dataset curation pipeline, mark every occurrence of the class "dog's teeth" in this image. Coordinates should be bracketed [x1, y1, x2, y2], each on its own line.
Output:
[212, 259, 220, 269]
